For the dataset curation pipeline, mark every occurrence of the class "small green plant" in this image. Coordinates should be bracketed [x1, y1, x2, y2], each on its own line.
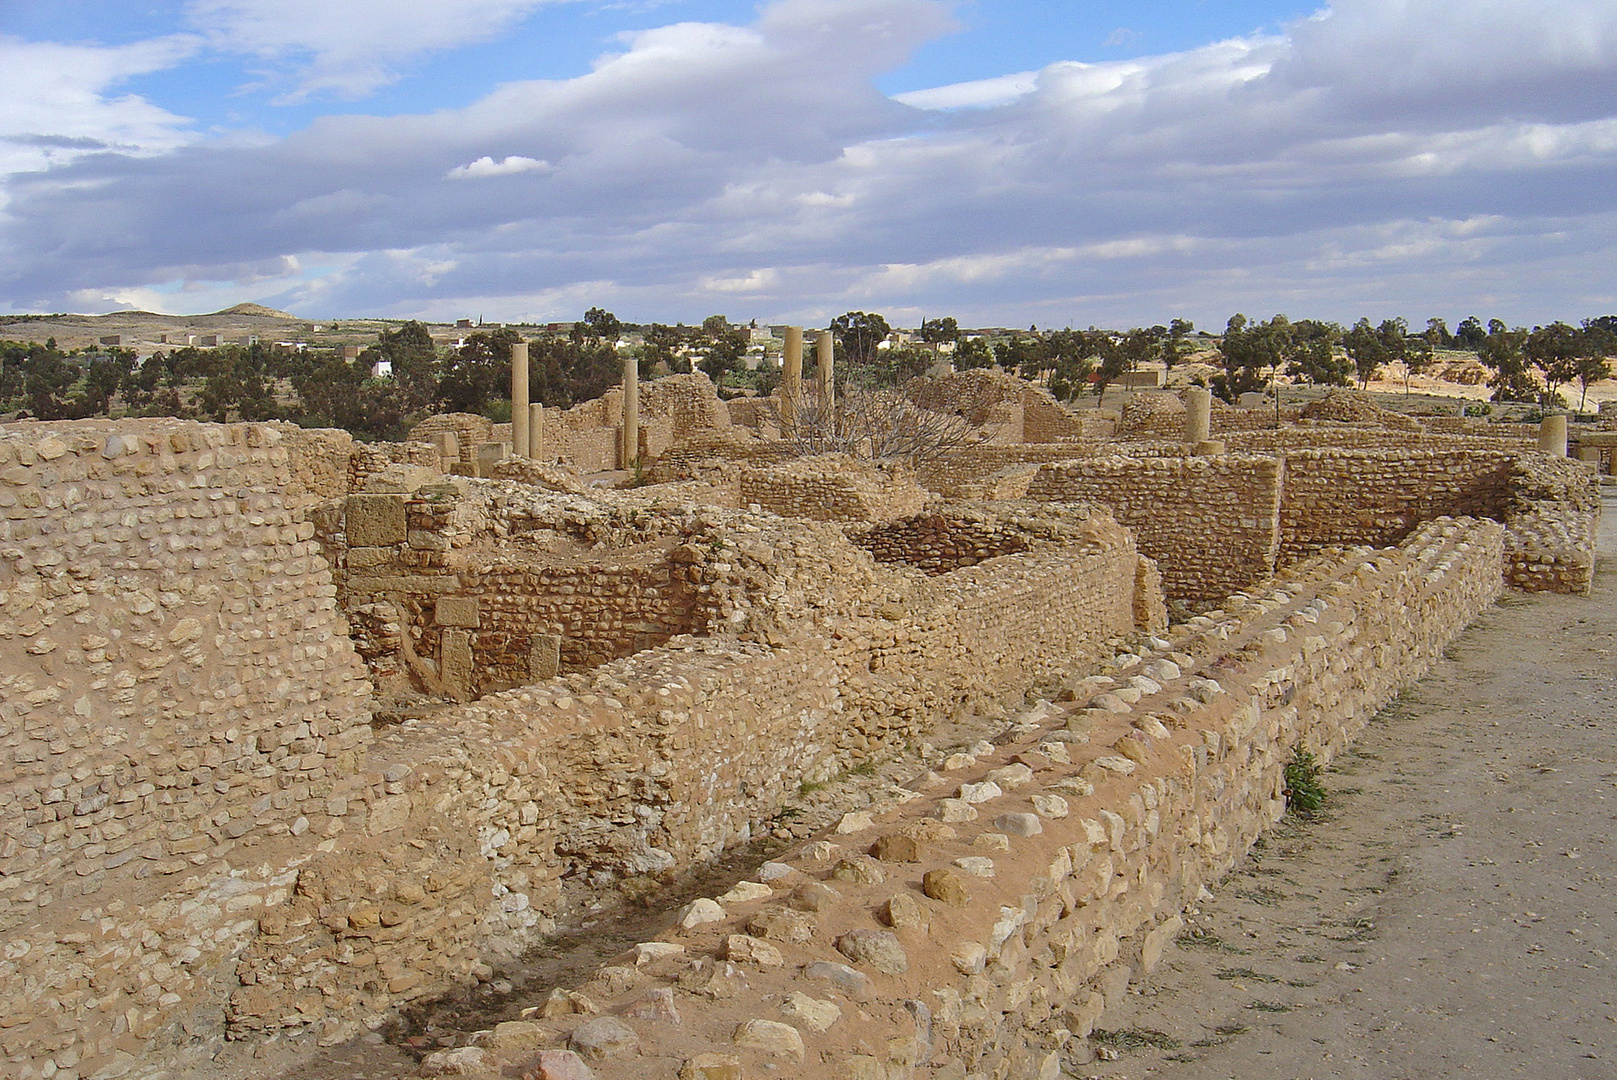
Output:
[1283, 745, 1326, 816]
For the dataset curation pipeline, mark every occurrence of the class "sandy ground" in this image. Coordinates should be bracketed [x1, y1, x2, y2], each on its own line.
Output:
[1074, 492, 1617, 1080]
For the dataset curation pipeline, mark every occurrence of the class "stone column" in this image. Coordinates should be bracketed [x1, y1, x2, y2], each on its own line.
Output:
[816, 330, 834, 406]
[511, 342, 530, 460]
[1538, 413, 1568, 457]
[621, 353, 640, 469]
[781, 326, 803, 426]
[528, 403, 545, 460]
[1185, 387, 1212, 445]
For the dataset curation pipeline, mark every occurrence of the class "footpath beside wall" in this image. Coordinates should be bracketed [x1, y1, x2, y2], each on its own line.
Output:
[444, 516, 1504, 1080]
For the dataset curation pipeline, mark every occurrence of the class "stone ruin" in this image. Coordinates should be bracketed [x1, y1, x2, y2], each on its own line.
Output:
[0, 371, 1604, 1080]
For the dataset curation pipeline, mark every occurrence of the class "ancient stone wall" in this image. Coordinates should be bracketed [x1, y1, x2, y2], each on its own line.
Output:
[271, 423, 354, 501]
[437, 516, 1503, 1080]
[407, 413, 493, 465]
[1278, 449, 1514, 562]
[0, 419, 374, 1080]
[1026, 455, 1284, 604]
[1223, 426, 1534, 454]
[223, 504, 1160, 1047]
[1501, 455, 1603, 594]
[905, 370, 1086, 443]
[914, 445, 1091, 500]
[738, 455, 934, 523]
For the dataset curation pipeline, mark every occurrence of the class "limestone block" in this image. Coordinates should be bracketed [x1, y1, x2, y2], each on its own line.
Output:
[346, 493, 407, 546]
[435, 597, 481, 628]
[528, 634, 562, 681]
[440, 629, 475, 703]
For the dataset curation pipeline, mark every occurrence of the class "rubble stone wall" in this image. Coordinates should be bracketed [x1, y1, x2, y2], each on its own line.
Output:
[1026, 455, 1284, 604]
[225, 507, 1160, 1046]
[915, 445, 1092, 499]
[0, 419, 374, 1080]
[452, 517, 1505, 1080]
[738, 455, 933, 523]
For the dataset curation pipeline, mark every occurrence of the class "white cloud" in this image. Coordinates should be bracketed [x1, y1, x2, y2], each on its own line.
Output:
[894, 71, 1039, 111]
[185, 0, 571, 100]
[0, 35, 200, 183]
[4, 0, 1617, 327]
[447, 155, 556, 179]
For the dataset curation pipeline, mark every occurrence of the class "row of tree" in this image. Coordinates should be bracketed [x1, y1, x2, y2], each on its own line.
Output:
[1211, 315, 1617, 409]
[5, 309, 1615, 441]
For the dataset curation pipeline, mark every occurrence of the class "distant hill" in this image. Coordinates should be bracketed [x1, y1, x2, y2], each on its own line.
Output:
[212, 303, 298, 319]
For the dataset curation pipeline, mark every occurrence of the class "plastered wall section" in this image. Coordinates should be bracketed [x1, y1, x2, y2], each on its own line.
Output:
[456, 517, 1504, 1080]
[1026, 455, 1284, 605]
[0, 419, 374, 1080]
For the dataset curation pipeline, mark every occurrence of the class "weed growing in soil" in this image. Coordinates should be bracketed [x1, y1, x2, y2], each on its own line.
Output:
[1284, 744, 1327, 816]
[1092, 1029, 1182, 1051]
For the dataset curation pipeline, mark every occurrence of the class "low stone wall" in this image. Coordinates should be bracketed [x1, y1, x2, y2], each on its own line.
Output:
[1225, 425, 1535, 455]
[222, 507, 1161, 1046]
[444, 517, 1503, 1080]
[1278, 448, 1514, 563]
[915, 445, 1092, 499]
[738, 455, 933, 523]
[1027, 455, 1283, 604]
[1501, 456, 1603, 594]
[0, 419, 374, 1080]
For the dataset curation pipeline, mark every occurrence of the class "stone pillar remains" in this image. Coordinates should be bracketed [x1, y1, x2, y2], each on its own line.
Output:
[511, 342, 530, 460]
[1185, 387, 1212, 445]
[528, 403, 545, 460]
[781, 326, 803, 426]
[1539, 413, 1568, 457]
[816, 330, 834, 406]
[621, 352, 640, 469]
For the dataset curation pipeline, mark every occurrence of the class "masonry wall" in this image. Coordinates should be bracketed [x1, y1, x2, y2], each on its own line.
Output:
[738, 455, 933, 523]
[1026, 455, 1284, 604]
[222, 506, 1160, 1046]
[0, 419, 374, 1080]
[1278, 449, 1514, 562]
[915, 445, 1092, 499]
[452, 517, 1504, 1080]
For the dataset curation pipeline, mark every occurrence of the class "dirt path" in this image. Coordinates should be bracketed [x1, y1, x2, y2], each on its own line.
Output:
[1076, 492, 1617, 1080]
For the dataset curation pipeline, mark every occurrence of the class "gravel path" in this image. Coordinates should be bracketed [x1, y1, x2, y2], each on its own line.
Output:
[1075, 492, 1617, 1080]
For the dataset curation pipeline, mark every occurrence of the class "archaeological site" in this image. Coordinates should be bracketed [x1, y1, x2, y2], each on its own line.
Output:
[0, 341, 1607, 1080]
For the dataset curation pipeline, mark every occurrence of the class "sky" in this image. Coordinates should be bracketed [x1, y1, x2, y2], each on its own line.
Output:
[1, 0, 1614, 330]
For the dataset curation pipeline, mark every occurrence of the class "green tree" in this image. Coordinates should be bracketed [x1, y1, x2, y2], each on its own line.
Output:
[1576, 317, 1616, 412]
[435, 328, 521, 414]
[1284, 319, 1350, 386]
[1163, 318, 1196, 368]
[952, 336, 994, 370]
[698, 326, 749, 384]
[1454, 316, 1488, 349]
[831, 311, 891, 366]
[581, 307, 624, 343]
[1045, 328, 1098, 401]
[1476, 321, 1536, 403]
[919, 317, 960, 351]
[1212, 314, 1286, 403]
[1526, 322, 1582, 407]
[1343, 318, 1389, 390]
[376, 320, 440, 413]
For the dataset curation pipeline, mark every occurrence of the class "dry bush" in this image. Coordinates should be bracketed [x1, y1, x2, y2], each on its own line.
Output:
[780, 387, 997, 464]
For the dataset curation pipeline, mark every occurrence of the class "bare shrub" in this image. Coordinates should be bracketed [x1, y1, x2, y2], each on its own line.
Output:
[780, 387, 997, 464]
